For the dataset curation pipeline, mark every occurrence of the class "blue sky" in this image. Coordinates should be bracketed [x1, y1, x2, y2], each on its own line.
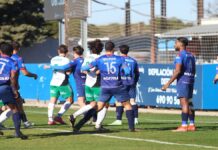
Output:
[88, 0, 215, 25]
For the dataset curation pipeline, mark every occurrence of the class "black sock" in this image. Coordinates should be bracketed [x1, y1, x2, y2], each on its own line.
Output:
[116, 106, 124, 120]
[126, 110, 134, 130]
[74, 109, 97, 130]
[92, 113, 97, 122]
[21, 113, 28, 123]
[12, 112, 21, 135]
[132, 104, 138, 118]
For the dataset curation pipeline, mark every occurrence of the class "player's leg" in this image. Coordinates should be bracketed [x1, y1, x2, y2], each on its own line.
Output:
[0, 108, 12, 126]
[188, 99, 196, 131]
[54, 85, 73, 124]
[73, 88, 109, 132]
[48, 86, 59, 125]
[114, 86, 134, 131]
[77, 85, 86, 107]
[16, 95, 34, 128]
[129, 85, 139, 124]
[108, 101, 123, 125]
[172, 97, 189, 132]
[0, 85, 27, 139]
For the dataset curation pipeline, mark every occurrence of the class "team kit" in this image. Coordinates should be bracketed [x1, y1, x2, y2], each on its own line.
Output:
[0, 37, 197, 140]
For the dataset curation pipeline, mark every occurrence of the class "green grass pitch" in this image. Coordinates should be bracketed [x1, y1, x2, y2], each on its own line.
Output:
[1, 106, 218, 150]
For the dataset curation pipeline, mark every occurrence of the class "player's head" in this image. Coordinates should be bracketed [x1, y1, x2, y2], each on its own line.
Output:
[119, 45, 129, 55]
[105, 41, 115, 52]
[175, 37, 189, 51]
[58, 44, 68, 56]
[73, 45, 84, 57]
[12, 41, 21, 51]
[88, 39, 103, 55]
[0, 43, 13, 56]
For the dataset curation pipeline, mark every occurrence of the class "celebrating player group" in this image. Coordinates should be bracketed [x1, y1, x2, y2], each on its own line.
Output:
[0, 37, 199, 139]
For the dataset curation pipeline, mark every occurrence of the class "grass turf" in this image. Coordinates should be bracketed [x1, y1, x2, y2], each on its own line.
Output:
[0, 106, 218, 150]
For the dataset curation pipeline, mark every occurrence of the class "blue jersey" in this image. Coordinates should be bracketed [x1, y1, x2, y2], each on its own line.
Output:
[121, 56, 139, 86]
[90, 54, 125, 88]
[11, 54, 26, 72]
[71, 57, 86, 86]
[0, 55, 17, 85]
[174, 50, 195, 85]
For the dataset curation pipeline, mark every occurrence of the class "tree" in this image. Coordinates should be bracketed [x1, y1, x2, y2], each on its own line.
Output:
[206, 1, 218, 17]
[0, 0, 58, 46]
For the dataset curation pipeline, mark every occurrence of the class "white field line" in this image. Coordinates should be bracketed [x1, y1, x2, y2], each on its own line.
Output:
[25, 110, 218, 124]
[38, 128, 218, 150]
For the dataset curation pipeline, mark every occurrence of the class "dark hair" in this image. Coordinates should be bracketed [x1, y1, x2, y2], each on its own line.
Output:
[88, 39, 103, 54]
[119, 45, 129, 55]
[105, 41, 115, 51]
[58, 44, 68, 54]
[12, 41, 20, 50]
[0, 43, 13, 56]
[73, 45, 84, 55]
[177, 37, 189, 47]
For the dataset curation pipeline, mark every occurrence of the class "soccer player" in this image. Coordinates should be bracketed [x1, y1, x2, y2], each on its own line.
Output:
[71, 41, 135, 132]
[70, 46, 86, 107]
[11, 41, 37, 128]
[69, 39, 108, 131]
[161, 37, 196, 132]
[47, 45, 73, 125]
[0, 41, 38, 129]
[0, 43, 27, 139]
[109, 45, 140, 126]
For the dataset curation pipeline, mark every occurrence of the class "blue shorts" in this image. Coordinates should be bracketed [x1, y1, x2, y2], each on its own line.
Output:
[0, 85, 17, 105]
[76, 84, 85, 97]
[125, 85, 136, 99]
[99, 86, 130, 103]
[177, 83, 194, 99]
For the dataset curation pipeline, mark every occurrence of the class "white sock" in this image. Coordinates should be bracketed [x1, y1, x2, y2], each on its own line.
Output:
[73, 104, 92, 118]
[57, 101, 72, 117]
[95, 107, 107, 128]
[48, 103, 55, 122]
[0, 109, 12, 123]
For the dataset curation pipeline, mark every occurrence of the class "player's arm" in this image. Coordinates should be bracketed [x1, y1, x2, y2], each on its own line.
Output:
[18, 57, 37, 79]
[161, 63, 182, 91]
[81, 59, 97, 72]
[10, 63, 19, 98]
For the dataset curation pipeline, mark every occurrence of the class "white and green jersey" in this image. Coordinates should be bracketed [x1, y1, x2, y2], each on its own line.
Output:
[50, 56, 70, 86]
[82, 54, 100, 87]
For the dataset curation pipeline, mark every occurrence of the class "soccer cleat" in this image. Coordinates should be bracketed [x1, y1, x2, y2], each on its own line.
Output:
[108, 120, 122, 126]
[69, 115, 76, 128]
[94, 126, 110, 132]
[172, 126, 188, 132]
[48, 121, 57, 125]
[54, 116, 66, 125]
[188, 125, 196, 131]
[128, 128, 135, 132]
[24, 121, 35, 128]
[14, 131, 28, 140]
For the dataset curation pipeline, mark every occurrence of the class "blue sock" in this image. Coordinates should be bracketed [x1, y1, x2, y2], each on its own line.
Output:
[132, 104, 138, 118]
[116, 106, 124, 120]
[189, 110, 195, 125]
[181, 112, 188, 126]
[126, 110, 135, 130]
[12, 112, 21, 135]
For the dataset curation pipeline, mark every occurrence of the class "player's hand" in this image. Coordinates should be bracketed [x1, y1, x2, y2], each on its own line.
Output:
[161, 84, 169, 91]
[214, 78, 218, 84]
[13, 90, 20, 99]
[33, 74, 38, 80]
